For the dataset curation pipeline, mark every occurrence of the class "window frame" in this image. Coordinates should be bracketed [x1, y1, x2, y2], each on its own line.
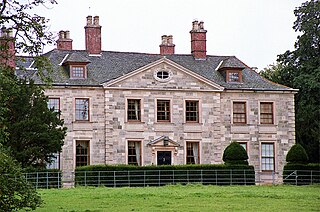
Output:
[261, 142, 275, 172]
[48, 98, 60, 113]
[186, 141, 200, 164]
[70, 65, 87, 79]
[238, 142, 248, 152]
[260, 102, 274, 124]
[185, 100, 199, 123]
[232, 101, 247, 124]
[75, 140, 90, 167]
[127, 99, 142, 122]
[75, 98, 90, 121]
[127, 140, 142, 166]
[226, 70, 242, 83]
[156, 99, 171, 122]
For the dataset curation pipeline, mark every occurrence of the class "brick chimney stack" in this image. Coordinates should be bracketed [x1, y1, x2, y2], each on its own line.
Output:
[85, 15, 102, 55]
[0, 28, 15, 69]
[190, 20, 207, 59]
[159, 35, 175, 55]
[56, 30, 73, 50]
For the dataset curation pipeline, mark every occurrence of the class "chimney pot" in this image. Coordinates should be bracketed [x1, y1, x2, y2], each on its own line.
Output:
[199, 21, 204, 30]
[59, 30, 64, 39]
[161, 35, 168, 45]
[65, 30, 70, 39]
[167, 35, 173, 45]
[93, 16, 100, 25]
[192, 20, 199, 30]
[86, 16, 93, 26]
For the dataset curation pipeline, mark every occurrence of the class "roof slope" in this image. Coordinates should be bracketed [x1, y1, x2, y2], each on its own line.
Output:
[16, 49, 293, 91]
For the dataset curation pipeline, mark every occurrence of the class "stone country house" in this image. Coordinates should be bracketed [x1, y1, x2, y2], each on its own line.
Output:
[8, 15, 297, 185]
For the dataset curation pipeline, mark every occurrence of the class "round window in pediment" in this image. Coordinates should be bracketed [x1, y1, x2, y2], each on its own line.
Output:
[154, 69, 172, 82]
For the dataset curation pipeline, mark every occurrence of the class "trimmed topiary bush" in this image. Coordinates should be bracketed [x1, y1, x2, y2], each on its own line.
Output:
[223, 141, 249, 165]
[286, 143, 309, 164]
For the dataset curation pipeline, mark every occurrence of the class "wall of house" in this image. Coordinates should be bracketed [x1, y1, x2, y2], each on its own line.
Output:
[220, 91, 296, 183]
[45, 86, 106, 185]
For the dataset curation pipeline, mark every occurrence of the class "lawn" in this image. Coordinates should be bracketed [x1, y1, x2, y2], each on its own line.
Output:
[31, 184, 320, 212]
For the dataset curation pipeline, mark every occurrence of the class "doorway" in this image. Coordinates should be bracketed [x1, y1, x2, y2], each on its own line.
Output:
[157, 151, 172, 165]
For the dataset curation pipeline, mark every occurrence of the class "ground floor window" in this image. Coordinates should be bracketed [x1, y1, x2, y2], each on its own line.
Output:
[76, 140, 90, 167]
[128, 141, 141, 166]
[46, 152, 60, 169]
[261, 143, 274, 171]
[186, 142, 199, 164]
[238, 142, 247, 152]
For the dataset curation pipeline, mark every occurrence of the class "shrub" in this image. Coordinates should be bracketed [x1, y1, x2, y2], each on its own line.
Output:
[222, 142, 248, 165]
[286, 143, 309, 164]
[0, 147, 42, 211]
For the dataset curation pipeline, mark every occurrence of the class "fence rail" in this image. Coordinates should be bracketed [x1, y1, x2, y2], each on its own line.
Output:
[75, 169, 255, 187]
[20, 169, 320, 189]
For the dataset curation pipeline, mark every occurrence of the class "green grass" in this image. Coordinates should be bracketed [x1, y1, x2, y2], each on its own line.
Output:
[30, 184, 320, 212]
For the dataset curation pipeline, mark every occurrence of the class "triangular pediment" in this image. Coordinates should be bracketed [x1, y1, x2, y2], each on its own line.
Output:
[147, 136, 180, 147]
[103, 57, 224, 91]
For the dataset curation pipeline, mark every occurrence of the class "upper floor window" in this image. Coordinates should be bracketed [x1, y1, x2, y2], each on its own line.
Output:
[127, 99, 141, 122]
[226, 70, 242, 83]
[157, 100, 170, 122]
[48, 98, 60, 113]
[260, 102, 274, 124]
[233, 102, 246, 124]
[186, 100, 199, 123]
[128, 141, 141, 166]
[186, 142, 199, 164]
[71, 65, 86, 79]
[75, 98, 89, 121]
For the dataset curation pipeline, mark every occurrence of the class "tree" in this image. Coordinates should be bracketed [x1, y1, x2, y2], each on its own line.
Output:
[0, 0, 67, 168]
[0, 146, 42, 211]
[222, 142, 249, 165]
[260, 0, 320, 162]
[2, 71, 67, 168]
[286, 143, 309, 164]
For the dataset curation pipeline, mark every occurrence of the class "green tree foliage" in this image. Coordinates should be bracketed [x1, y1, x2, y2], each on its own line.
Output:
[260, 0, 320, 162]
[0, 68, 67, 168]
[222, 142, 249, 165]
[286, 143, 309, 164]
[0, 146, 42, 211]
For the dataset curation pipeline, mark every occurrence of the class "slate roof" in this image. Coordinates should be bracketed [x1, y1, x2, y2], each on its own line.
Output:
[16, 49, 294, 91]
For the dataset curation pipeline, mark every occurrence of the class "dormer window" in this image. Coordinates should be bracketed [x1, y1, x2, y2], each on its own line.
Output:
[71, 65, 86, 79]
[226, 70, 242, 83]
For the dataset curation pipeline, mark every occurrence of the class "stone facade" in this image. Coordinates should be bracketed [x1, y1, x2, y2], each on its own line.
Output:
[44, 59, 295, 185]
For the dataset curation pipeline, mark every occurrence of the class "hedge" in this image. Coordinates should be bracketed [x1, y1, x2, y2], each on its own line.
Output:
[75, 164, 255, 187]
[283, 163, 320, 185]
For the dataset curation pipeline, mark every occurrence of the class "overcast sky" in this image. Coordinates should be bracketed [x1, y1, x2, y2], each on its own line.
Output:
[35, 0, 305, 70]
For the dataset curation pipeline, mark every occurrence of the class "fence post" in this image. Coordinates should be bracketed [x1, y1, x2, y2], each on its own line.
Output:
[215, 170, 217, 185]
[84, 171, 87, 186]
[36, 172, 38, 189]
[158, 170, 161, 186]
[144, 170, 146, 187]
[46, 172, 49, 189]
[230, 170, 232, 185]
[310, 170, 313, 185]
[201, 170, 203, 183]
[173, 170, 175, 184]
[113, 171, 116, 187]
[58, 172, 60, 189]
[98, 171, 101, 186]
[244, 170, 246, 185]
[295, 170, 298, 186]
[128, 171, 130, 187]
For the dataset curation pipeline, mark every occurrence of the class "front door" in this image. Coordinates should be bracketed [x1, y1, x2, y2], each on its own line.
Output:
[157, 151, 172, 165]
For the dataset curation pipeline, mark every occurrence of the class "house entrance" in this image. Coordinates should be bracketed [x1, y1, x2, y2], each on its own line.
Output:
[157, 151, 171, 165]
